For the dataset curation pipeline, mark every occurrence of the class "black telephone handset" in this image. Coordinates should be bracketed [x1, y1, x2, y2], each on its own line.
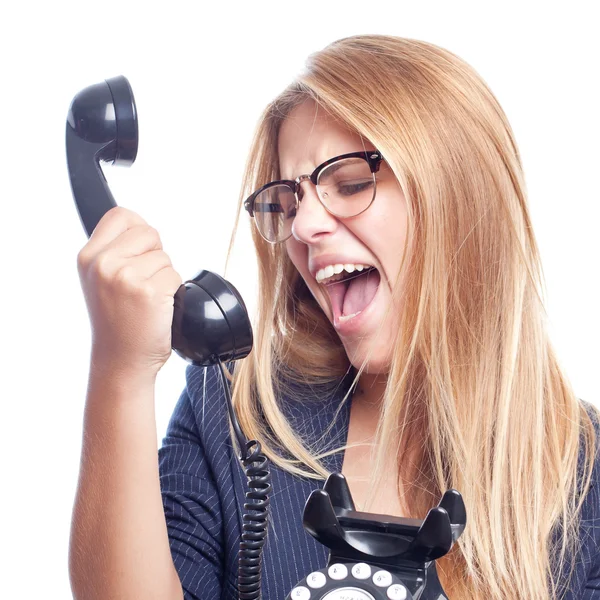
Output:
[65, 75, 253, 368]
[66, 77, 466, 600]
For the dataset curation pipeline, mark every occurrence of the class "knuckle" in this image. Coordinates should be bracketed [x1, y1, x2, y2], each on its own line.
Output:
[159, 249, 172, 266]
[104, 205, 126, 223]
[108, 206, 144, 226]
[93, 252, 114, 280]
[169, 270, 183, 293]
[77, 248, 90, 270]
[115, 264, 136, 285]
[128, 209, 146, 225]
[139, 283, 157, 302]
[113, 205, 133, 218]
[144, 225, 161, 243]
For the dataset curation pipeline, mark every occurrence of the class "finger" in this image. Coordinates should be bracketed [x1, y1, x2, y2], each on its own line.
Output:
[148, 264, 184, 298]
[120, 250, 175, 281]
[103, 224, 163, 260]
[84, 207, 148, 256]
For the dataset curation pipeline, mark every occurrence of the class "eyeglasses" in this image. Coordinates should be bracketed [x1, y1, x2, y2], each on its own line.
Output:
[244, 150, 384, 243]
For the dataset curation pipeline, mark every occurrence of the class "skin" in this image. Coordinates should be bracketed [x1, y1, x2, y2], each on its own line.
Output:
[279, 99, 410, 405]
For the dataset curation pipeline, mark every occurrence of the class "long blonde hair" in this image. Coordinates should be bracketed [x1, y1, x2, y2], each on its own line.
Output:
[223, 35, 598, 599]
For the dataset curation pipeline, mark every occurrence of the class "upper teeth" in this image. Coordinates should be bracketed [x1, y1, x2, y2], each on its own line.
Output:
[316, 263, 370, 284]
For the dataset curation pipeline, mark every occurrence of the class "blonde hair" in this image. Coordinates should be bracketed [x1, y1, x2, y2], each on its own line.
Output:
[223, 35, 598, 599]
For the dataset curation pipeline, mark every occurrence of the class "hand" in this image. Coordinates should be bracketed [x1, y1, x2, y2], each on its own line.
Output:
[77, 206, 183, 378]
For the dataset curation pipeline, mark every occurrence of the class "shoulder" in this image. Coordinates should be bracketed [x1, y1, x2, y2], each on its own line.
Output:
[182, 363, 232, 430]
[577, 400, 600, 510]
[574, 400, 600, 586]
[579, 399, 600, 485]
[184, 362, 230, 408]
[160, 363, 233, 466]
[581, 398, 600, 428]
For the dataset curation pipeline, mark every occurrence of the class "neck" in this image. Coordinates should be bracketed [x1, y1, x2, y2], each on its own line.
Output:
[353, 371, 388, 407]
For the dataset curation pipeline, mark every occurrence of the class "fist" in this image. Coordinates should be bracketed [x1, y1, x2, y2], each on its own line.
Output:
[77, 206, 183, 377]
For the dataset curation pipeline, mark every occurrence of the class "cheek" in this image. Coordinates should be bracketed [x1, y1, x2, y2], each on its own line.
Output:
[285, 239, 310, 279]
[372, 185, 407, 223]
[370, 188, 409, 245]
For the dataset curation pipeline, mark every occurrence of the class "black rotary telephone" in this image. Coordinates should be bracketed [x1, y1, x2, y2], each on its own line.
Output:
[66, 76, 466, 600]
[285, 474, 465, 600]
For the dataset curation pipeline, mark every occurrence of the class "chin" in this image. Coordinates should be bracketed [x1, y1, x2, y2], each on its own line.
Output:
[344, 343, 392, 375]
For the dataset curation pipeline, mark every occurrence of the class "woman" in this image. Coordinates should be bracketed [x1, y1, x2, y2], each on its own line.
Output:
[69, 35, 600, 599]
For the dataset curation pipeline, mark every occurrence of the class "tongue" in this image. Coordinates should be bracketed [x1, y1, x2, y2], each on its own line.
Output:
[342, 269, 380, 316]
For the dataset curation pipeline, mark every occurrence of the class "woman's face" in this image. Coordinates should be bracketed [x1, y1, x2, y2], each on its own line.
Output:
[280, 99, 409, 374]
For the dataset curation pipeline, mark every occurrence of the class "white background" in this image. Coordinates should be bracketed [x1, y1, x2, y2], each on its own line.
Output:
[1, 1, 598, 597]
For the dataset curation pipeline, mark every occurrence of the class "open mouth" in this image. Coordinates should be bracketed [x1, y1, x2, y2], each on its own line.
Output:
[321, 266, 381, 324]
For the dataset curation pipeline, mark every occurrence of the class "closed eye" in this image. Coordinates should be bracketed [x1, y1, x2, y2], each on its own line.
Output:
[336, 179, 374, 197]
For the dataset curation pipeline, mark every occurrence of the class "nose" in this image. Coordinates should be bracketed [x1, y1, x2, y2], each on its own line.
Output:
[291, 179, 338, 244]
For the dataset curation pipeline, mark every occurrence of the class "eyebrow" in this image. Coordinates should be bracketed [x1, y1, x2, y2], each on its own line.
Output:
[319, 161, 346, 177]
[283, 157, 346, 181]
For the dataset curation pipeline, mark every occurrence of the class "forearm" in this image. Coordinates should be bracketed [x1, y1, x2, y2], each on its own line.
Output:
[69, 365, 184, 600]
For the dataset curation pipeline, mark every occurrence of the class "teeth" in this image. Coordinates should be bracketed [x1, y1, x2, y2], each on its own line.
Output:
[338, 310, 362, 323]
[315, 263, 370, 284]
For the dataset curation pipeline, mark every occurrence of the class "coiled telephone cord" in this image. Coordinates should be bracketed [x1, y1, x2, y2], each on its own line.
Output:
[216, 358, 272, 600]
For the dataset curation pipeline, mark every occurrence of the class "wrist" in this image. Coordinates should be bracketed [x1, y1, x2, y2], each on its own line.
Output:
[89, 350, 159, 389]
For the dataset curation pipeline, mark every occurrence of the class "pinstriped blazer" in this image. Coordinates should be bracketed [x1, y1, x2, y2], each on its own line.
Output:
[158, 364, 600, 599]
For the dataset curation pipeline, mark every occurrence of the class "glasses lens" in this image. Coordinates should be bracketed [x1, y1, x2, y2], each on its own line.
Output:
[317, 157, 376, 217]
[254, 184, 296, 242]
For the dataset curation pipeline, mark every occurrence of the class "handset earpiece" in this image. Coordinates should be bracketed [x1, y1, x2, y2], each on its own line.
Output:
[66, 76, 137, 237]
[66, 75, 253, 366]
